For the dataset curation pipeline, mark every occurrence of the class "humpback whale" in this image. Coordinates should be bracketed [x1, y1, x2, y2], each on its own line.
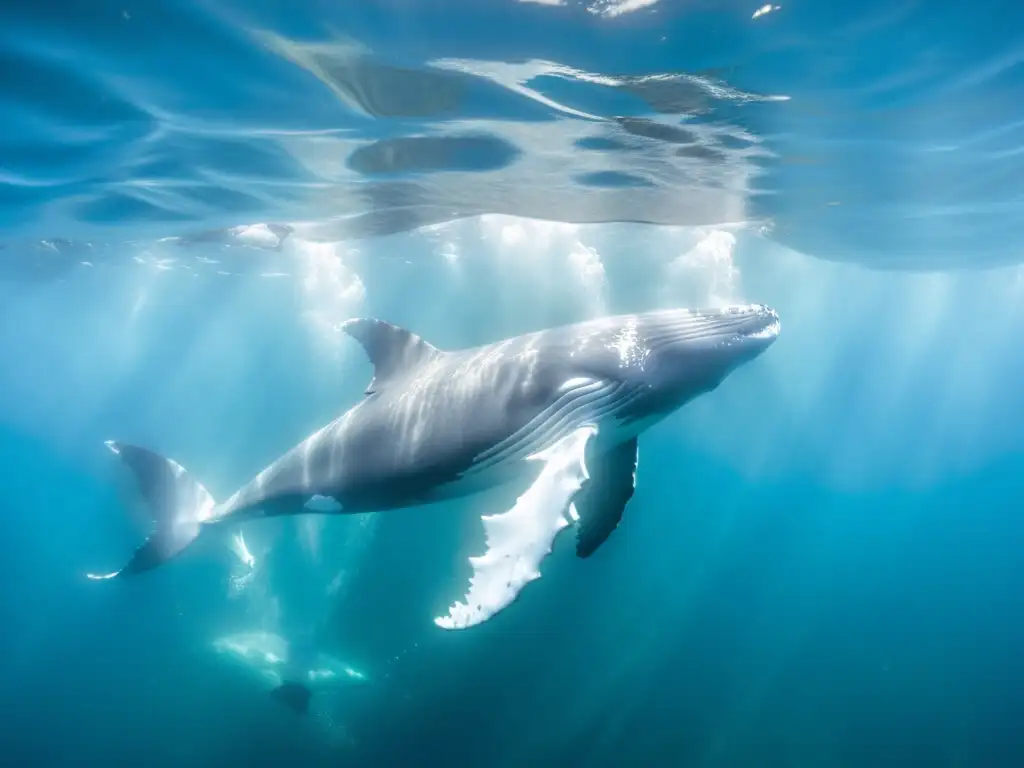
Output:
[211, 630, 367, 715]
[88, 304, 779, 628]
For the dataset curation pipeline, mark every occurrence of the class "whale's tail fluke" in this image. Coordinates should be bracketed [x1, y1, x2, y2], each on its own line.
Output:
[86, 441, 216, 580]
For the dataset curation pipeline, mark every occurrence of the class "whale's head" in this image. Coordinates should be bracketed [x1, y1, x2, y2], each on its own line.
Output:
[647, 303, 778, 385]
[641, 303, 779, 404]
[579, 304, 780, 422]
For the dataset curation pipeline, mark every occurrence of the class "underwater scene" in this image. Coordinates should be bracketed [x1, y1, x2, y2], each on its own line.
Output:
[1, 1, 1023, 766]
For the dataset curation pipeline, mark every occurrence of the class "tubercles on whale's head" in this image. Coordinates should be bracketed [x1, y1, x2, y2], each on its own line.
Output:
[636, 303, 780, 399]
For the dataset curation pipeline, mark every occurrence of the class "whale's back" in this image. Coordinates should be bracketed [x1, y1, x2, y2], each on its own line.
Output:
[321, 343, 565, 508]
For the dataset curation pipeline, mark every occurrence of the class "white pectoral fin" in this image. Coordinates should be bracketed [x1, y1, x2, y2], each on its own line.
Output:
[434, 425, 598, 631]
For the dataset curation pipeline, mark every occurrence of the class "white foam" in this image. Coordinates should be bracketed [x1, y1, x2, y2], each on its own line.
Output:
[435, 425, 597, 630]
[587, 0, 658, 18]
[664, 229, 742, 308]
[229, 530, 256, 569]
[289, 238, 366, 354]
[231, 223, 284, 249]
[304, 494, 343, 513]
[752, 4, 781, 20]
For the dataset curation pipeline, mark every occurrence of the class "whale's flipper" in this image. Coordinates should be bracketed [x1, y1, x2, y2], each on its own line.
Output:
[435, 426, 597, 631]
[341, 318, 443, 394]
[270, 681, 312, 715]
[573, 437, 638, 558]
[85, 442, 216, 580]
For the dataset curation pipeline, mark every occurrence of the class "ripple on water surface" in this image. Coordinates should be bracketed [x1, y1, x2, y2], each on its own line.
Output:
[1, 0, 1023, 274]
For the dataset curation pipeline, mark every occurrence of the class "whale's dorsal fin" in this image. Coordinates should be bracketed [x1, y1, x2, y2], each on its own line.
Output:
[341, 318, 442, 394]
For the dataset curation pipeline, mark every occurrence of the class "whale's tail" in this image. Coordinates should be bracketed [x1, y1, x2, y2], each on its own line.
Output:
[86, 441, 216, 580]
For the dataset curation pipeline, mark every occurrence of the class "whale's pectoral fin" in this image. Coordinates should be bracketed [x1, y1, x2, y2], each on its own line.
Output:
[435, 426, 598, 631]
[341, 318, 443, 394]
[573, 437, 638, 558]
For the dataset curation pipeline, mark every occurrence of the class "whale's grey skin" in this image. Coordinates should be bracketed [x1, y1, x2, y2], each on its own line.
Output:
[89, 304, 779, 579]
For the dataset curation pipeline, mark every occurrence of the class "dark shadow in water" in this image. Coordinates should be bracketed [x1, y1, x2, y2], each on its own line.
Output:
[713, 132, 757, 151]
[313, 56, 467, 119]
[576, 170, 655, 188]
[574, 136, 640, 152]
[675, 143, 727, 162]
[618, 75, 718, 116]
[615, 116, 700, 145]
[75, 192, 195, 225]
[348, 135, 521, 175]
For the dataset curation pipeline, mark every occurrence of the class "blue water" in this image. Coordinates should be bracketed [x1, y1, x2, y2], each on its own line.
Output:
[2, 1, 1024, 765]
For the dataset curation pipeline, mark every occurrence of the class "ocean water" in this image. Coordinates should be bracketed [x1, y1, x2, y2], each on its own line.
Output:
[1, 1, 1023, 766]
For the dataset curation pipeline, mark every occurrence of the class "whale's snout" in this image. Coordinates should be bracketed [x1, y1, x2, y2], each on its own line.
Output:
[731, 303, 781, 355]
[640, 303, 780, 397]
[700, 303, 780, 371]
[646, 303, 780, 354]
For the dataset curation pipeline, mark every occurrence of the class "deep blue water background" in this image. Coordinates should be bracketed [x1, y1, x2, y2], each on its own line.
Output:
[2, 1, 1024, 766]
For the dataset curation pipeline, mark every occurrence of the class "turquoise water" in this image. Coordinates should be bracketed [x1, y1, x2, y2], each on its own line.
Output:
[2, 1, 1024, 766]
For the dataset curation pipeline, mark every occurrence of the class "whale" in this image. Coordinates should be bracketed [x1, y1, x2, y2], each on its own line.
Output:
[211, 630, 367, 716]
[88, 304, 779, 628]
